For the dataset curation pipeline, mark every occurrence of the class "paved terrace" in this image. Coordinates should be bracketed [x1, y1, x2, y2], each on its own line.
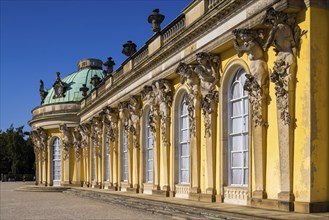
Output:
[1, 182, 329, 219]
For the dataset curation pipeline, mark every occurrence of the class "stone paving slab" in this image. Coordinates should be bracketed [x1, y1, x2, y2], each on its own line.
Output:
[0, 182, 169, 220]
[68, 186, 329, 220]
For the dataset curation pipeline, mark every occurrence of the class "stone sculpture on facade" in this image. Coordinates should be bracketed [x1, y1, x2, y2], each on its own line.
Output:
[122, 40, 137, 57]
[30, 130, 40, 155]
[103, 106, 118, 148]
[128, 96, 142, 148]
[59, 124, 71, 160]
[90, 74, 101, 87]
[103, 57, 115, 77]
[233, 28, 269, 127]
[193, 52, 220, 138]
[36, 127, 48, 162]
[176, 62, 200, 137]
[148, 9, 165, 33]
[152, 79, 172, 147]
[233, 28, 269, 199]
[91, 118, 102, 158]
[80, 84, 89, 97]
[39, 80, 48, 104]
[263, 7, 306, 203]
[119, 101, 130, 133]
[52, 72, 66, 99]
[263, 7, 306, 125]
[73, 126, 82, 161]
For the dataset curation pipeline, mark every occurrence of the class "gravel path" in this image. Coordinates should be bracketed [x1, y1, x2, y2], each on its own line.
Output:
[0, 182, 169, 220]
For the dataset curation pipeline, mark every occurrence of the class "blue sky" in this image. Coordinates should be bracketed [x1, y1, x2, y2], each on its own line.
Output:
[0, 0, 190, 131]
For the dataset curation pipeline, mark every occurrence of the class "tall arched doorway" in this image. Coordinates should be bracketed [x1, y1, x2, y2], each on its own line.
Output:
[52, 137, 61, 186]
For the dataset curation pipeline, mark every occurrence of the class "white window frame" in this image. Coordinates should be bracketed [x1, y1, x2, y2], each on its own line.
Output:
[145, 110, 153, 183]
[228, 69, 249, 186]
[178, 95, 190, 184]
[52, 137, 61, 181]
[121, 128, 128, 182]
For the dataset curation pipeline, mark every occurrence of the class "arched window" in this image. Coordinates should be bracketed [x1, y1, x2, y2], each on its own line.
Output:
[121, 128, 128, 182]
[52, 137, 61, 182]
[145, 109, 153, 183]
[178, 95, 190, 184]
[228, 69, 249, 186]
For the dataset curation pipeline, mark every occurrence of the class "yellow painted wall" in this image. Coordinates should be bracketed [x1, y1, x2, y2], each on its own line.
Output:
[293, 8, 311, 203]
[309, 6, 329, 202]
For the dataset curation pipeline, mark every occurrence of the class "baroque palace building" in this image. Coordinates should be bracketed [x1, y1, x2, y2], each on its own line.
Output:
[29, 0, 329, 213]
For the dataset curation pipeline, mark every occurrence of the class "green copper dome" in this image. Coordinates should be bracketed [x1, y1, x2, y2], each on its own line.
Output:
[42, 59, 104, 105]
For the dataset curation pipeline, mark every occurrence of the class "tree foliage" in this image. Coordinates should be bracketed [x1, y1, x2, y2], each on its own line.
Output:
[0, 125, 35, 175]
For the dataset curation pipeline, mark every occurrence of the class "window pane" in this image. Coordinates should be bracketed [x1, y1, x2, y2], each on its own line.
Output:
[244, 116, 248, 131]
[232, 83, 242, 99]
[232, 152, 242, 167]
[244, 169, 249, 185]
[181, 157, 189, 170]
[181, 170, 189, 183]
[232, 117, 242, 133]
[232, 169, 242, 185]
[243, 135, 249, 150]
[244, 98, 249, 114]
[244, 152, 248, 167]
[181, 143, 189, 156]
[182, 116, 189, 129]
[232, 101, 242, 117]
[181, 130, 189, 142]
[231, 135, 242, 151]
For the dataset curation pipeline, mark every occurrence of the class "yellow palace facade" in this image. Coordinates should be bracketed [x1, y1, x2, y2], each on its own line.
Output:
[29, 0, 329, 213]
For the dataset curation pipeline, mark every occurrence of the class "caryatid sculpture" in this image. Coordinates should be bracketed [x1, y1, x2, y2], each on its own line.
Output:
[91, 118, 102, 158]
[263, 7, 306, 125]
[142, 85, 157, 134]
[37, 128, 48, 159]
[193, 52, 220, 137]
[233, 28, 269, 127]
[73, 126, 83, 161]
[30, 130, 41, 155]
[152, 79, 172, 147]
[128, 96, 142, 148]
[176, 62, 200, 137]
[262, 7, 306, 202]
[103, 106, 118, 148]
[59, 124, 71, 160]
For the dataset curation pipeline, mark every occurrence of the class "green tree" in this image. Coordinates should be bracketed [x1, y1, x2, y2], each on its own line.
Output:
[0, 125, 35, 176]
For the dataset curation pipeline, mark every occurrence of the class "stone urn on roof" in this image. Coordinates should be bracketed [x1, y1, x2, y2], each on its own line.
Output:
[148, 9, 165, 33]
[122, 40, 137, 57]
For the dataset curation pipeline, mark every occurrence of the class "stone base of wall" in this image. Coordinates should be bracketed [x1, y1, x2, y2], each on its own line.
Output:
[294, 201, 329, 213]
[127, 187, 139, 193]
[152, 189, 169, 197]
[251, 198, 294, 211]
[189, 192, 216, 202]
